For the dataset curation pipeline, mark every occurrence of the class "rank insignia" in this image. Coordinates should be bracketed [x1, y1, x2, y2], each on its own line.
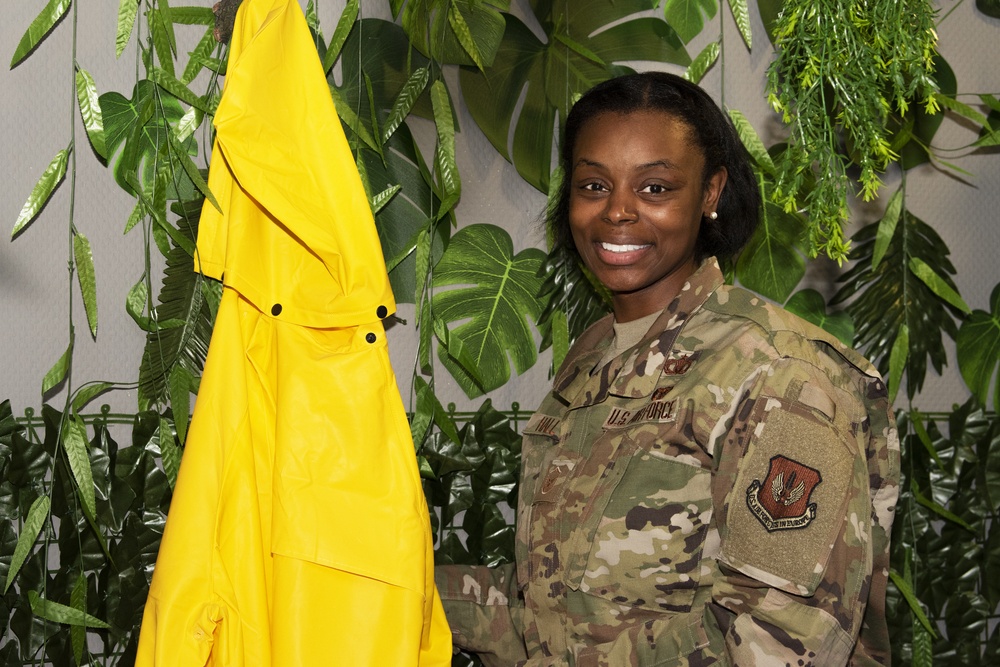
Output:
[746, 455, 822, 532]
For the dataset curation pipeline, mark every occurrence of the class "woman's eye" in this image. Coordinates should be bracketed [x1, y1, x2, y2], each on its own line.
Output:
[641, 183, 667, 194]
[581, 182, 606, 192]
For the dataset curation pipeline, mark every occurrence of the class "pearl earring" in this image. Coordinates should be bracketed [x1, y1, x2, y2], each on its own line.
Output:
[708, 211, 718, 220]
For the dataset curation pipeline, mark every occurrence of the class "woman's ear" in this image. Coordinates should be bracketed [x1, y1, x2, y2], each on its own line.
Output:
[704, 168, 728, 215]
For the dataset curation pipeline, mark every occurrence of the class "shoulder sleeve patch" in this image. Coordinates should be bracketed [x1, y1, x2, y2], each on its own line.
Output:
[720, 397, 857, 596]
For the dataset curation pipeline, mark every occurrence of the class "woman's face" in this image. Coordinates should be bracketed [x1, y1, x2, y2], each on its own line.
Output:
[568, 110, 726, 322]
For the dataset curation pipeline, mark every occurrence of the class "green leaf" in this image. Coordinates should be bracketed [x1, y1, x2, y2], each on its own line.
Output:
[907, 409, 944, 470]
[957, 282, 1000, 412]
[410, 377, 435, 450]
[372, 184, 402, 217]
[123, 199, 144, 235]
[158, 416, 181, 488]
[551, 308, 569, 371]
[70, 574, 87, 665]
[101, 80, 191, 196]
[75, 67, 107, 159]
[156, 0, 177, 55]
[553, 32, 606, 67]
[42, 337, 73, 395]
[736, 201, 805, 302]
[175, 105, 204, 143]
[11, 147, 70, 239]
[28, 591, 110, 629]
[126, 275, 149, 324]
[169, 365, 192, 445]
[167, 5, 214, 25]
[432, 224, 547, 397]
[784, 289, 853, 346]
[663, 0, 718, 43]
[150, 7, 176, 78]
[71, 382, 114, 413]
[460, 3, 689, 192]
[888, 569, 937, 638]
[684, 40, 719, 84]
[149, 67, 213, 113]
[448, 3, 487, 71]
[181, 27, 218, 85]
[909, 257, 971, 314]
[116, 0, 139, 58]
[329, 84, 379, 153]
[834, 210, 961, 399]
[935, 92, 991, 129]
[334, 20, 448, 302]
[138, 205, 215, 409]
[728, 109, 774, 173]
[73, 231, 99, 338]
[727, 0, 751, 48]
[431, 80, 461, 219]
[63, 415, 97, 520]
[168, 127, 219, 212]
[887, 324, 908, 406]
[322, 0, 358, 73]
[910, 479, 974, 532]
[401, 0, 508, 68]
[872, 189, 903, 270]
[382, 66, 430, 143]
[979, 0, 1000, 18]
[3, 496, 50, 594]
[10, 0, 72, 67]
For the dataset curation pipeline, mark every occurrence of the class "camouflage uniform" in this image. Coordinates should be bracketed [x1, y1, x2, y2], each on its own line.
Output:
[436, 258, 899, 666]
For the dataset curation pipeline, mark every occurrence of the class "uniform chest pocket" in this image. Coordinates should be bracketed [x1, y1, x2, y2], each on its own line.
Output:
[566, 447, 714, 613]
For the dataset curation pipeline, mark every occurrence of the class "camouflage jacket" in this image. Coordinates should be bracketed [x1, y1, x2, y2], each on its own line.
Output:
[436, 259, 900, 666]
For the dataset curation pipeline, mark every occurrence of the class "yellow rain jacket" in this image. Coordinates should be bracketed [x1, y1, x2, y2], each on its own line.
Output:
[135, 0, 451, 664]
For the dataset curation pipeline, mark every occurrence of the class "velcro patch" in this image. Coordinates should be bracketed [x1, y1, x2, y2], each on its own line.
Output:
[746, 455, 822, 531]
[721, 398, 854, 596]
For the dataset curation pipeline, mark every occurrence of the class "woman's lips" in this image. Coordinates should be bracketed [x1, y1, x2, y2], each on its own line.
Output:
[595, 241, 652, 265]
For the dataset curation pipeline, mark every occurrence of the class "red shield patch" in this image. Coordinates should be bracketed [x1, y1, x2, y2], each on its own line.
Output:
[746, 455, 822, 532]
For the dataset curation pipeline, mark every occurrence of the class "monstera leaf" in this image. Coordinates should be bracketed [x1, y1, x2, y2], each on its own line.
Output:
[100, 80, 194, 197]
[335, 19, 451, 302]
[401, 0, 509, 69]
[459, 0, 689, 193]
[432, 224, 547, 397]
[957, 282, 1000, 413]
[834, 209, 961, 400]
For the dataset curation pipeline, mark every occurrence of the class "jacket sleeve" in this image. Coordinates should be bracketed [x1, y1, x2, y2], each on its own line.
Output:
[521, 358, 899, 667]
[435, 563, 530, 667]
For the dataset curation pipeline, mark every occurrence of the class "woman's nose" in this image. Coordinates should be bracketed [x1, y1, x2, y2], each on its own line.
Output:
[603, 190, 638, 225]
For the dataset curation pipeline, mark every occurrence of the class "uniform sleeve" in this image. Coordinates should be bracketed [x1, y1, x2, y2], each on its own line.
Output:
[435, 563, 530, 667]
[519, 358, 898, 667]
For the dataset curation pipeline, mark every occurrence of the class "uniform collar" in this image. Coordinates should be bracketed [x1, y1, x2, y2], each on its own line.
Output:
[552, 258, 724, 408]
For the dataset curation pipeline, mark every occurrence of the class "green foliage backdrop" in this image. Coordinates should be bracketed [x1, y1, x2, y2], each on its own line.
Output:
[3, 0, 1000, 665]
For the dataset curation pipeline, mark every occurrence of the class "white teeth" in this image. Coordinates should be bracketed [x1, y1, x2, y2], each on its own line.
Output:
[600, 242, 648, 252]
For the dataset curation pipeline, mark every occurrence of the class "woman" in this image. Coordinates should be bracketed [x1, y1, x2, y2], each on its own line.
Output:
[436, 72, 899, 666]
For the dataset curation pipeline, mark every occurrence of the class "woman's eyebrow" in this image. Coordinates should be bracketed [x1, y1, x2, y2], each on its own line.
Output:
[574, 158, 680, 172]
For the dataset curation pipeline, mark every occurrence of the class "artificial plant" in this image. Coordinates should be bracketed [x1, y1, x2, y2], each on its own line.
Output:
[3, 1, 1000, 666]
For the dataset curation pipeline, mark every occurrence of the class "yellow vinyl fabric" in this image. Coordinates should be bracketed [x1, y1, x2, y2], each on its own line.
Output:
[134, 0, 452, 664]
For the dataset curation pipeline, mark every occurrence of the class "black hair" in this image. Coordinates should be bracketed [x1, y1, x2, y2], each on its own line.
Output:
[549, 71, 760, 262]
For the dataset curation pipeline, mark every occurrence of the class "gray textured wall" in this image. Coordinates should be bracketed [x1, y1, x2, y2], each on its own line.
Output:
[2, 1, 997, 419]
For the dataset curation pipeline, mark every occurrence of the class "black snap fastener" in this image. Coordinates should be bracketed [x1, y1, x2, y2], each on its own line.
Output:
[365, 332, 377, 344]
[376, 305, 388, 319]
[271, 304, 282, 316]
